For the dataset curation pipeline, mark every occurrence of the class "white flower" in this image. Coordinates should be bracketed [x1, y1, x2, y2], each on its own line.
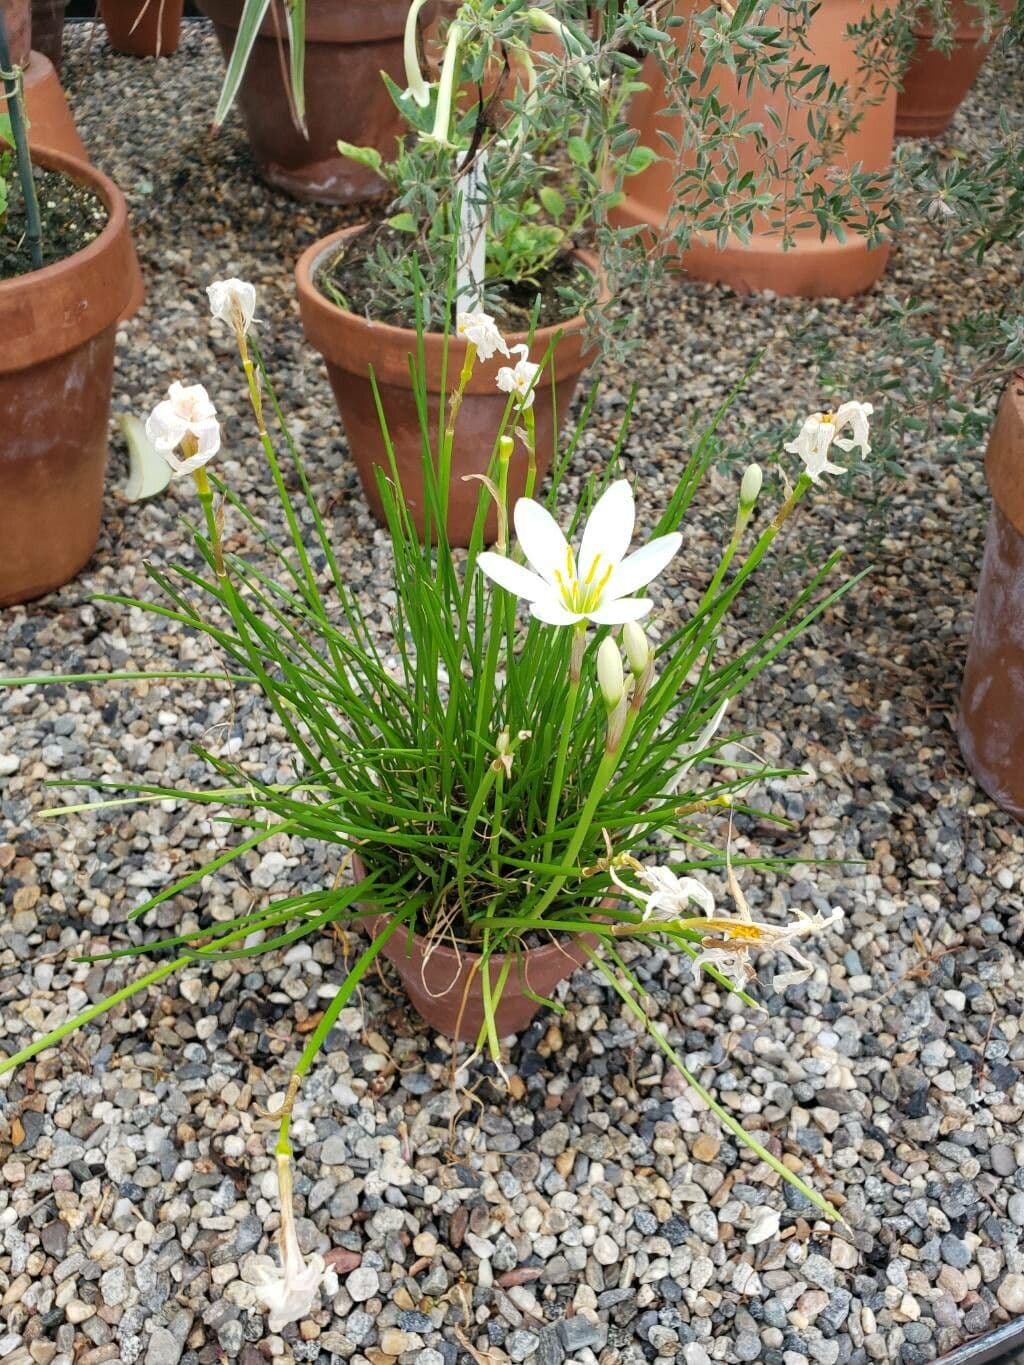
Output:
[784, 401, 873, 483]
[402, 0, 432, 107]
[206, 278, 256, 335]
[496, 344, 541, 409]
[145, 381, 221, 476]
[252, 1153, 337, 1334]
[477, 480, 682, 627]
[636, 865, 716, 922]
[456, 310, 509, 361]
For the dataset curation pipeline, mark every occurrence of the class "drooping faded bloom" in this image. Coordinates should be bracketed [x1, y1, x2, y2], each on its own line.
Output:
[496, 344, 541, 409]
[145, 381, 221, 476]
[784, 401, 873, 483]
[207, 278, 257, 336]
[684, 903, 845, 993]
[477, 480, 682, 627]
[635, 864, 716, 922]
[456, 310, 510, 362]
[252, 1152, 337, 1333]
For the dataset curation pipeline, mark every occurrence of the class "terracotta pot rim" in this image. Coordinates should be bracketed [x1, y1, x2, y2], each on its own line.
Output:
[0, 147, 132, 372]
[295, 222, 595, 388]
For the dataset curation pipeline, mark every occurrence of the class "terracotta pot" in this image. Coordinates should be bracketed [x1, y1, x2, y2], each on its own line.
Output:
[896, 0, 1012, 139]
[611, 0, 897, 299]
[295, 225, 595, 546]
[3, 50, 87, 161]
[30, 0, 65, 71]
[958, 376, 1024, 822]
[198, 0, 426, 204]
[2, 0, 31, 65]
[0, 148, 137, 606]
[99, 0, 182, 56]
[373, 915, 593, 1040]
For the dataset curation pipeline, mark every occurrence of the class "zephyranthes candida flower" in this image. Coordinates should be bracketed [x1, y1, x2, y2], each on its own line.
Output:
[456, 310, 510, 362]
[784, 401, 873, 483]
[207, 278, 257, 336]
[145, 382, 221, 476]
[251, 1153, 337, 1333]
[496, 344, 541, 409]
[477, 480, 682, 626]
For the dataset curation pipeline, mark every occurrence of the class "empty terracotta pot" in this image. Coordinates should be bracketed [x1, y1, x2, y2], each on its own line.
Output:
[99, 0, 182, 55]
[295, 225, 595, 546]
[2, 0, 31, 65]
[611, 0, 896, 299]
[0, 148, 137, 606]
[958, 376, 1024, 822]
[198, 0, 426, 204]
[896, 0, 1012, 138]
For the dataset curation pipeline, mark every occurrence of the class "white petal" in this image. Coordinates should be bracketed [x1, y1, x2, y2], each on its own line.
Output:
[529, 594, 584, 626]
[476, 552, 551, 602]
[578, 480, 635, 579]
[675, 877, 715, 917]
[191, 419, 221, 459]
[586, 597, 653, 624]
[145, 401, 188, 452]
[603, 533, 681, 601]
[514, 499, 569, 584]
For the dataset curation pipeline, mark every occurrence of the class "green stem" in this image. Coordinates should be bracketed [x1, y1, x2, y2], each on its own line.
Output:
[532, 734, 622, 919]
[542, 640, 583, 864]
[588, 951, 841, 1223]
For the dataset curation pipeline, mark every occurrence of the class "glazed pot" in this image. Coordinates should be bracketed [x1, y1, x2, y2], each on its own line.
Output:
[2, 0, 31, 65]
[295, 226, 595, 546]
[99, 0, 183, 56]
[958, 375, 1024, 822]
[896, 0, 1012, 139]
[0, 148, 137, 606]
[611, 0, 897, 299]
[198, 0, 426, 204]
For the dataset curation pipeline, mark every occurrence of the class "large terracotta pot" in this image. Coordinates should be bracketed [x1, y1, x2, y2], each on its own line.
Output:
[295, 225, 596, 546]
[896, 0, 1012, 138]
[198, 0, 425, 204]
[611, 0, 897, 299]
[958, 376, 1024, 822]
[0, 149, 137, 606]
[2, 0, 31, 65]
[99, 0, 183, 56]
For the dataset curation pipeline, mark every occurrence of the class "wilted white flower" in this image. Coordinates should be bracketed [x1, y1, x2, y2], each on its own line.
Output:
[784, 401, 873, 483]
[206, 278, 256, 335]
[252, 1153, 337, 1334]
[495, 344, 541, 409]
[456, 310, 510, 362]
[145, 381, 221, 476]
[477, 480, 682, 627]
[686, 904, 845, 993]
[635, 864, 715, 922]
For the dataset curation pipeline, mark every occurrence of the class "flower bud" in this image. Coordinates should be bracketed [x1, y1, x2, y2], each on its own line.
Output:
[597, 637, 625, 711]
[739, 464, 763, 512]
[622, 621, 651, 678]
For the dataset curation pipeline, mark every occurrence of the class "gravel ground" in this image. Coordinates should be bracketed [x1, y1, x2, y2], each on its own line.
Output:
[2, 21, 1024, 1365]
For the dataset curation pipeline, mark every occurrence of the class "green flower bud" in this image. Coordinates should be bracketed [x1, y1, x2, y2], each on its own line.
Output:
[622, 621, 650, 678]
[597, 637, 625, 710]
[739, 464, 763, 512]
